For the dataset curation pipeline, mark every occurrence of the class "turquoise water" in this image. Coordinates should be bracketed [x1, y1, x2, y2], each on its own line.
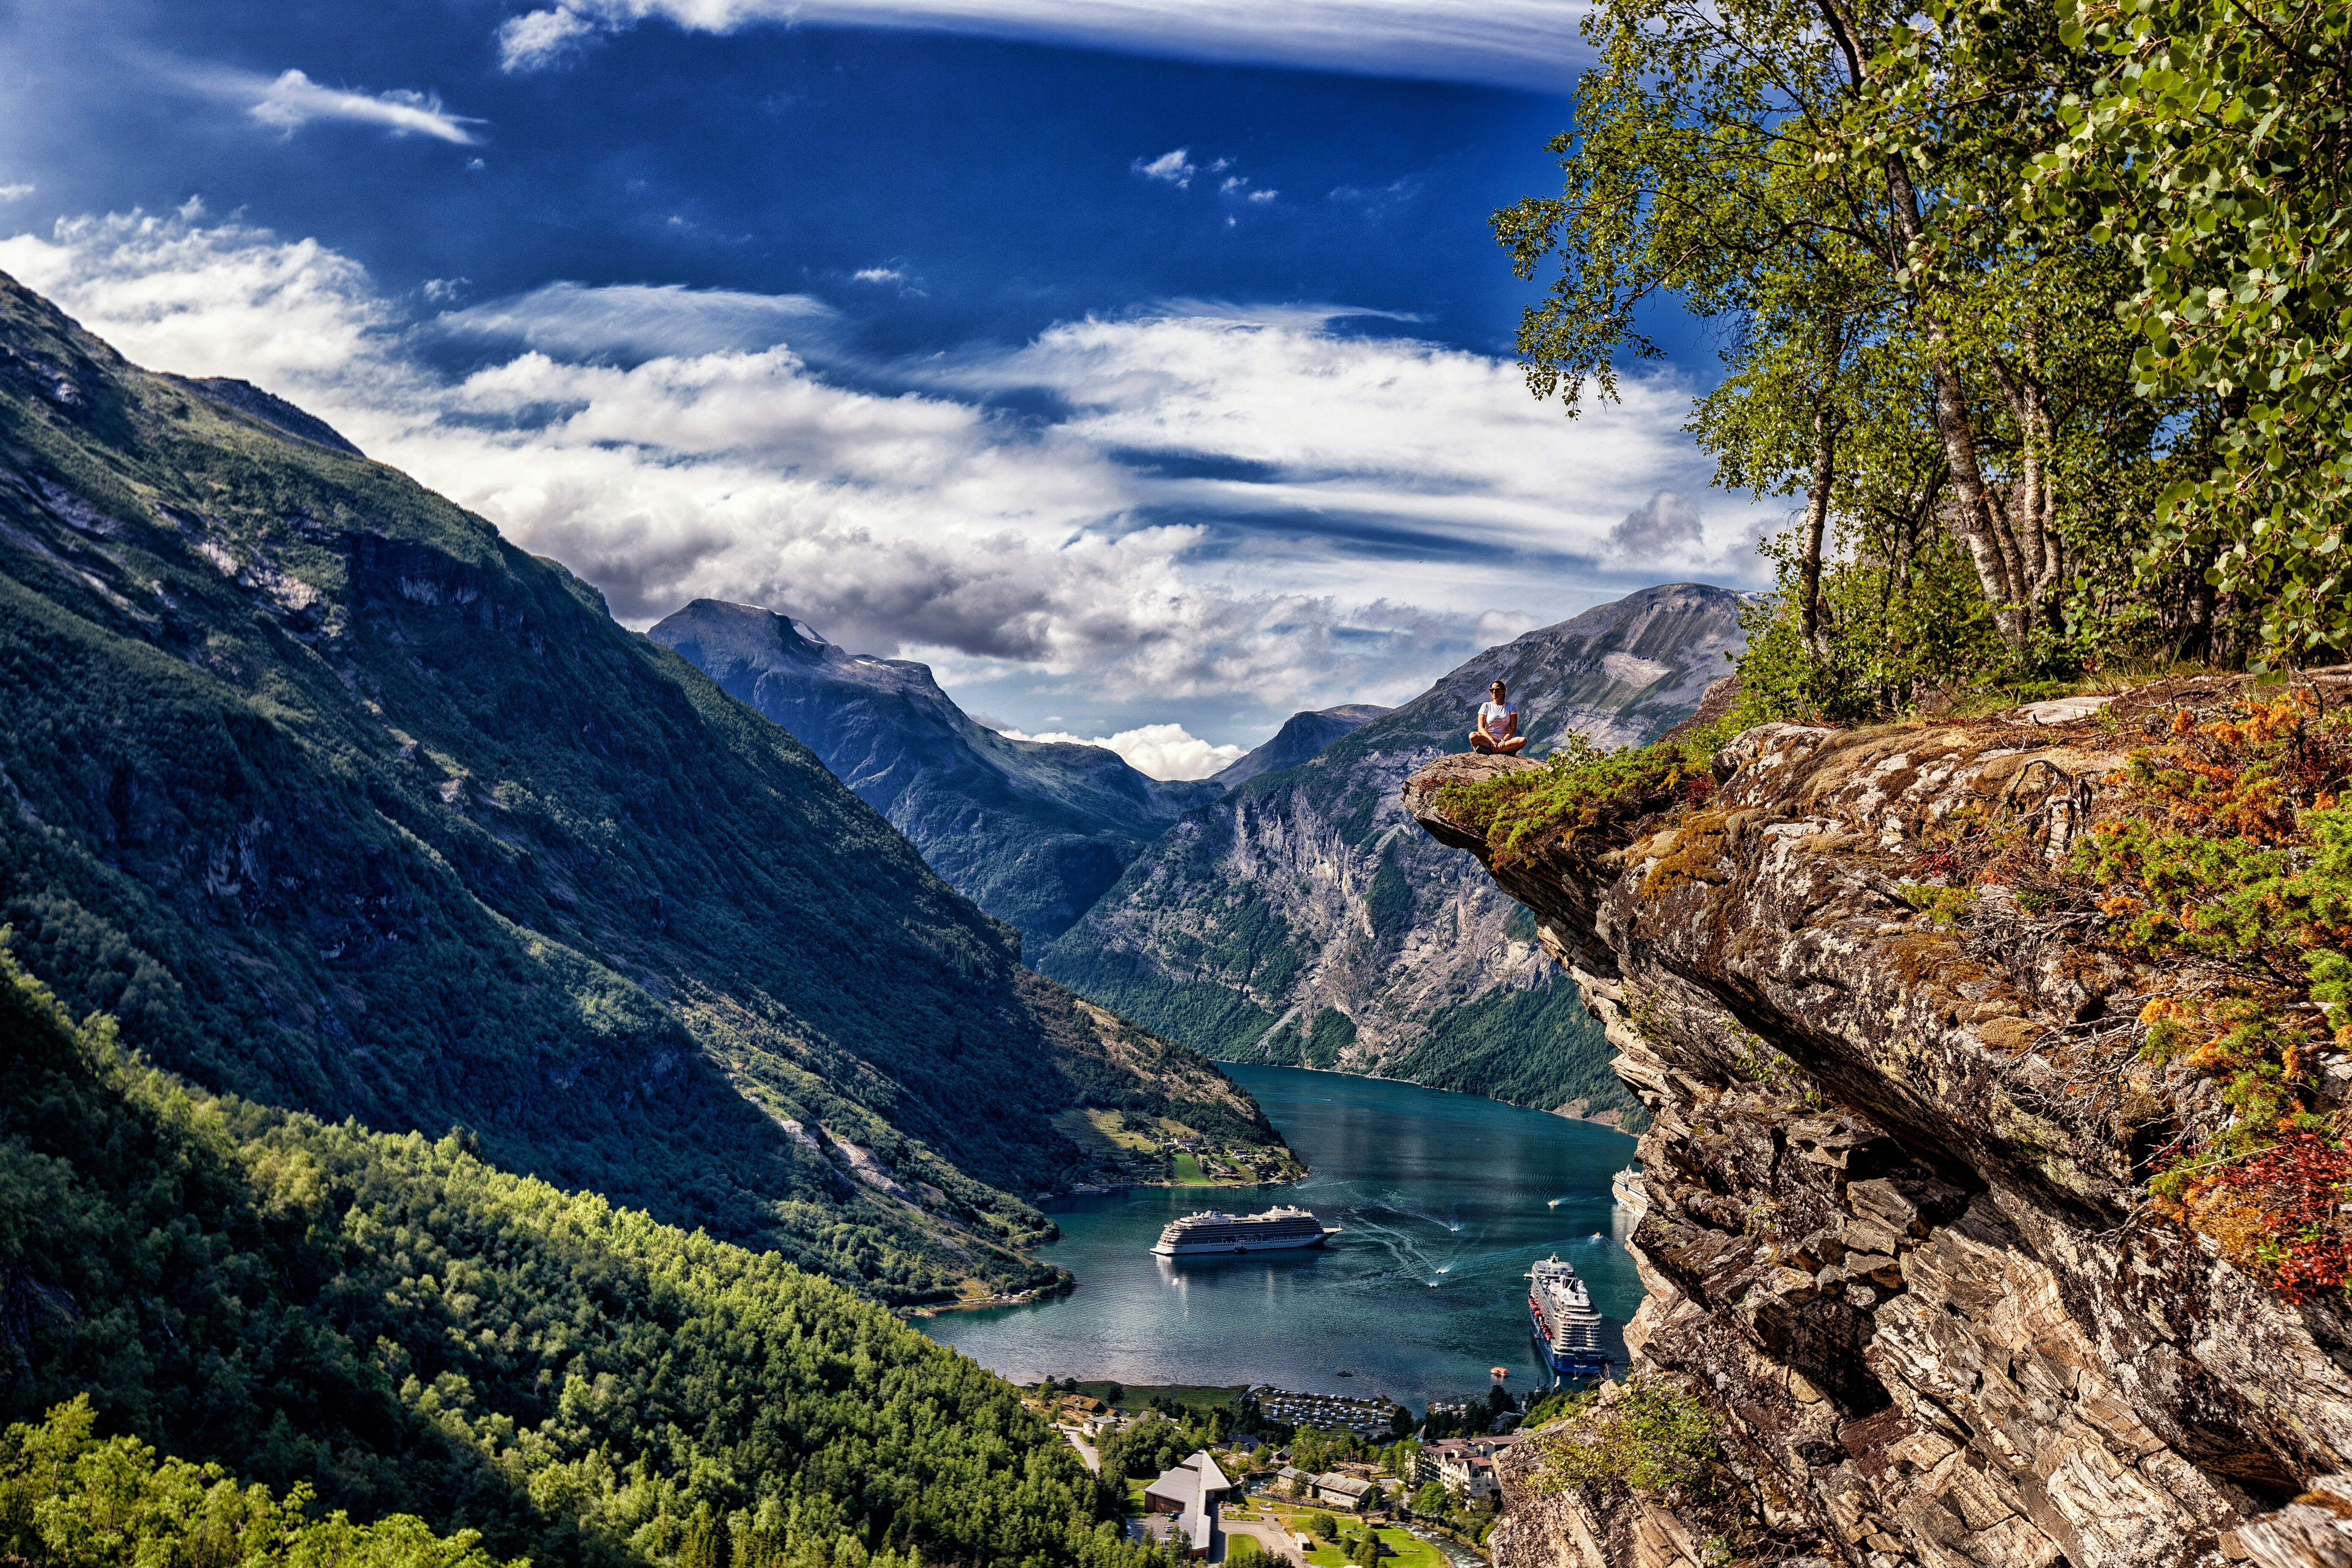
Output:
[921, 1064, 1643, 1411]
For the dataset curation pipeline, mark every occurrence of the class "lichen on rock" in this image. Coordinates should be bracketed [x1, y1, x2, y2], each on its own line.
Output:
[1409, 672, 2352, 1568]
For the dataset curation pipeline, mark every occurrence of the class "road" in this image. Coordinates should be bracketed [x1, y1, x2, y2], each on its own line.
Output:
[1214, 1513, 1307, 1565]
[1057, 1426, 1100, 1474]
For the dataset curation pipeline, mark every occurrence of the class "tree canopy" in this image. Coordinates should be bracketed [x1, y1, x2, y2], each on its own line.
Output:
[1500, 0, 2352, 709]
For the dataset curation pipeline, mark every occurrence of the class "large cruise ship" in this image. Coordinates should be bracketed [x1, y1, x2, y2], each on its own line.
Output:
[1611, 1163, 1648, 1219]
[1527, 1254, 1609, 1377]
[1150, 1205, 1338, 1256]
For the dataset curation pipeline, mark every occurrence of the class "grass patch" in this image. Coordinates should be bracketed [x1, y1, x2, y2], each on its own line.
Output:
[1171, 1151, 1215, 1185]
[1432, 722, 1741, 867]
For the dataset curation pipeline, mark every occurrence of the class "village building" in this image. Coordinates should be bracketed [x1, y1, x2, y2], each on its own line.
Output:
[1312, 1473, 1375, 1511]
[1142, 1450, 1233, 1558]
[1421, 1435, 1522, 1501]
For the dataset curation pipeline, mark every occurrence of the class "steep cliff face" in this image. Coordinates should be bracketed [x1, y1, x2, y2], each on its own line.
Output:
[1042, 584, 1746, 1117]
[1408, 682, 2352, 1568]
[650, 598, 1222, 946]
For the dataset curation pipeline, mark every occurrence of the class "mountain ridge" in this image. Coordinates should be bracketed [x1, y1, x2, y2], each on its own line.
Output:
[0, 266, 1294, 1307]
[1040, 583, 1749, 1122]
[650, 597, 1230, 946]
[1210, 702, 1392, 788]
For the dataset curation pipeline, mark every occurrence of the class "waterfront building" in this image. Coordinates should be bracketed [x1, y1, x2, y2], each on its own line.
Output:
[1143, 1451, 1233, 1558]
[1423, 1435, 1523, 1501]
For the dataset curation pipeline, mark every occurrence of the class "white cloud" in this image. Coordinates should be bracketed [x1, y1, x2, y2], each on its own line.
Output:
[0, 209, 1754, 722]
[1000, 722, 1244, 779]
[434, 280, 834, 360]
[497, 5, 601, 70]
[490, 0, 1591, 91]
[0, 184, 33, 202]
[245, 69, 485, 145]
[1248, 188, 1277, 203]
[1134, 149, 1197, 189]
[852, 267, 904, 284]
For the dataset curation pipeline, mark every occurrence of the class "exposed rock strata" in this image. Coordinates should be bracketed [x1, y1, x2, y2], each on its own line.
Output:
[1406, 703, 2352, 1568]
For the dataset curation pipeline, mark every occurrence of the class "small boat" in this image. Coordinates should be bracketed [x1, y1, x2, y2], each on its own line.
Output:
[1546, 1198, 1560, 1209]
[1336, 1369, 1353, 1377]
[1490, 1366, 1509, 1380]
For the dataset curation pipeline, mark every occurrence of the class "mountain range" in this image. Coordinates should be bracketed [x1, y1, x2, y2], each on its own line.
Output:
[1209, 703, 1394, 787]
[0, 269, 1294, 1312]
[648, 598, 1234, 946]
[1038, 584, 1749, 1123]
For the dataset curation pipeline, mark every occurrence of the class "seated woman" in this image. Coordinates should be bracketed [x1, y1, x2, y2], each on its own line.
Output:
[1470, 679, 1525, 753]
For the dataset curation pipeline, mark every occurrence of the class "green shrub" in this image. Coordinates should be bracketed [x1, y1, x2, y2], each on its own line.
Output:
[1522, 1378, 1723, 1505]
[0, 1397, 519, 1568]
[1431, 724, 1738, 867]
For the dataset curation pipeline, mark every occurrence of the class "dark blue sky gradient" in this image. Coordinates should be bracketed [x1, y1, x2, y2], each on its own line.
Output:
[4, 1, 1715, 366]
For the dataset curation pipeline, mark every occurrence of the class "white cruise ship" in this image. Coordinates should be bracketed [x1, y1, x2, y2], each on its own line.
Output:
[1150, 1205, 1338, 1256]
[1611, 1163, 1648, 1218]
[1527, 1254, 1608, 1377]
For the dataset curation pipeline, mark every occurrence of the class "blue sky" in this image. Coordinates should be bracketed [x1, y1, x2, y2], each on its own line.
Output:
[0, 0, 1764, 775]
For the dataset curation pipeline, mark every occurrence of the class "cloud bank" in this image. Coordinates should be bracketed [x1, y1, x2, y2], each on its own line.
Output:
[0, 209, 1754, 732]
[998, 722, 1243, 779]
[493, 0, 1591, 91]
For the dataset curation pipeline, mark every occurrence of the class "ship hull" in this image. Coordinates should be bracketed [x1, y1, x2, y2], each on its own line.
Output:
[1531, 1315, 1608, 1376]
[1152, 1231, 1333, 1257]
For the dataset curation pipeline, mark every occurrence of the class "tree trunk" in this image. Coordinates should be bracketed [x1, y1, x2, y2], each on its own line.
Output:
[1881, 160, 2030, 650]
[1984, 322, 2067, 640]
[1800, 408, 1837, 659]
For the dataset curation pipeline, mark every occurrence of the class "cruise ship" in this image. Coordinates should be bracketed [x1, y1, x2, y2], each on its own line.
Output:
[1150, 1205, 1338, 1256]
[1527, 1254, 1609, 1377]
[1611, 1164, 1648, 1218]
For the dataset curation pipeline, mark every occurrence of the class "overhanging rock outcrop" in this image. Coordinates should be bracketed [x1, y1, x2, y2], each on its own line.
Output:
[1406, 711, 2352, 1568]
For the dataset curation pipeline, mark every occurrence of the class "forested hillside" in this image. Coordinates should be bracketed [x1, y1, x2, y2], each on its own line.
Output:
[0, 948, 1147, 1568]
[650, 599, 1222, 947]
[1041, 585, 1743, 1122]
[0, 268, 1291, 1307]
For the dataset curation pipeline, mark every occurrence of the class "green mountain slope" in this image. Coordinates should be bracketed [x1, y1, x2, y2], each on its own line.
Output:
[650, 599, 1222, 947]
[0, 268, 1290, 1302]
[1040, 585, 1747, 1124]
[0, 949, 1140, 1568]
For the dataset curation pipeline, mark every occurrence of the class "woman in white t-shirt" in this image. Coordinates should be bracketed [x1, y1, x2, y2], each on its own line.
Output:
[1471, 679, 1524, 754]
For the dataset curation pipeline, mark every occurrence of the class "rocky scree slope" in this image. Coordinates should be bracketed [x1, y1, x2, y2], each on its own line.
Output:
[650, 598, 1224, 948]
[1408, 678, 2352, 1568]
[1042, 583, 1745, 1119]
[0, 268, 1291, 1303]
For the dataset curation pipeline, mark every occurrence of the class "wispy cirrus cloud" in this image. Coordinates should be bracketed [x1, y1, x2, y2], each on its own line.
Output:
[433, 280, 834, 361]
[492, 0, 1591, 91]
[227, 68, 485, 144]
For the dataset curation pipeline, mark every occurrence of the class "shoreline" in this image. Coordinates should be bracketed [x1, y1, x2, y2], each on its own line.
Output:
[1214, 1059, 1640, 1137]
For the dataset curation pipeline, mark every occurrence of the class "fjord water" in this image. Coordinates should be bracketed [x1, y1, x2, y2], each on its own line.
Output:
[923, 1065, 1642, 1408]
